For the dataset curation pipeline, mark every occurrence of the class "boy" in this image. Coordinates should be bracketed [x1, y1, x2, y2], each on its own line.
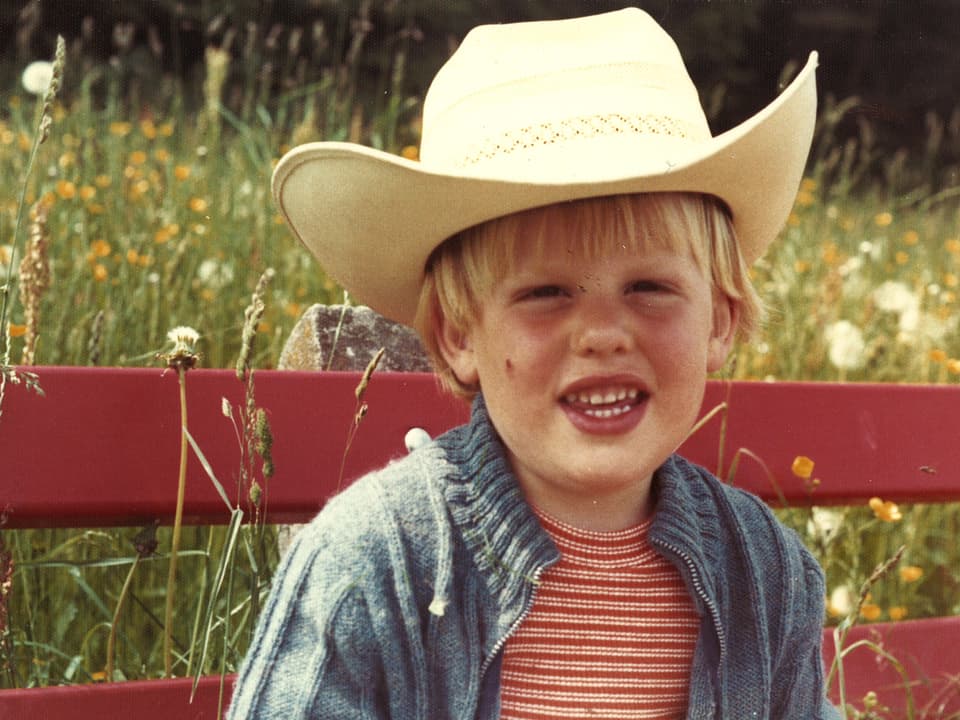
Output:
[229, 9, 839, 719]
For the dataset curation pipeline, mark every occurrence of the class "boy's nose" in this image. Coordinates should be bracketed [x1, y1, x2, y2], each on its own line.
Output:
[571, 303, 635, 356]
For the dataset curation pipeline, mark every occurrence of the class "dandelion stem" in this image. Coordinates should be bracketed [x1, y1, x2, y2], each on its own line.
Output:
[164, 364, 190, 678]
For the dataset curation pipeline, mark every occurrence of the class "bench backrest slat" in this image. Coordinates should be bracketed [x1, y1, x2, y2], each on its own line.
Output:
[2, 367, 958, 528]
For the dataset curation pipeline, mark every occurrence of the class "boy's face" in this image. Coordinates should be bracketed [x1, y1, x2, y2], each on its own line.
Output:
[439, 215, 737, 529]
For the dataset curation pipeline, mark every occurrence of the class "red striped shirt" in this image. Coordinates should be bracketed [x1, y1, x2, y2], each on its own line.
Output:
[499, 510, 699, 720]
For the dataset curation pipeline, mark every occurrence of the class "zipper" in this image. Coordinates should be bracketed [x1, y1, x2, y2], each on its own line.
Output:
[651, 538, 727, 663]
[479, 565, 547, 677]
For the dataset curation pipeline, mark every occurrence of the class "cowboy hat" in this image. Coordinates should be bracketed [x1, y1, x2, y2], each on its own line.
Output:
[272, 8, 818, 326]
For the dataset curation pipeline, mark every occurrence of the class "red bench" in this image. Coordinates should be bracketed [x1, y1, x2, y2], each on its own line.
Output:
[1, 367, 958, 717]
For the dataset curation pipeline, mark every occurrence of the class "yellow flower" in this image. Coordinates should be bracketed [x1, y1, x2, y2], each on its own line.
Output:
[868, 496, 902, 522]
[79, 185, 96, 201]
[930, 349, 948, 364]
[126, 249, 139, 265]
[86, 203, 105, 215]
[158, 121, 174, 137]
[895, 250, 910, 265]
[795, 189, 815, 208]
[93, 263, 108, 282]
[899, 565, 923, 583]
[400, 145, 419, 161]
[140, 119, 157, 139]
[801, 177, 817, 192]
[153, 148, 170, 163]
[129, 150, 147, 165]
[902, 230, 920, 246]
[55, 179, 76, 200]
[888, 606, 908, 621]
[944, 272, 958, 288]
[109, 121, 132, 137]
[58, 151, 77, 168]
[91, 239, 111, 257]
[95, 174, 112, 188]
[8, 323, 27, 338]
[791, 456, 815, 480]
[793, 260, 810, 274]
[948, 359, 960, 375]
[874, 211, 894, 227]
[787, 212, 800, 227]
[946, 238, 960, 255]
[174, 165, 191, 181]
[90, 670, 107, 683]
[188, 197, 209, 213]
[859, 603, 882, 621]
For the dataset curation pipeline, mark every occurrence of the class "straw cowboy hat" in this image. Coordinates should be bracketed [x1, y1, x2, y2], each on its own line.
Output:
[272, 8, 818, 326]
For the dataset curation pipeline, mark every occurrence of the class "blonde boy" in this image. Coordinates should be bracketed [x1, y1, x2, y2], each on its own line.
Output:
[229, 9, 839, 719]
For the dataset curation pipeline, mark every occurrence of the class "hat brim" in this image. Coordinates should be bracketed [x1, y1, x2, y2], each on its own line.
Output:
[273, 52, 817, 326]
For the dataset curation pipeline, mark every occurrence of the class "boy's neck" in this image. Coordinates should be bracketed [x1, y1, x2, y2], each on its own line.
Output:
[522, 476, 655, 533]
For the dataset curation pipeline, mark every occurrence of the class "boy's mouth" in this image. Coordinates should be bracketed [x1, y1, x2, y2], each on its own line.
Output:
[562, 386, 645, 418]
[559, 380, 650, 433]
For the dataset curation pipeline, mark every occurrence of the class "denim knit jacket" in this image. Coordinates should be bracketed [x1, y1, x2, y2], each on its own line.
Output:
[228, 396, 840, 719]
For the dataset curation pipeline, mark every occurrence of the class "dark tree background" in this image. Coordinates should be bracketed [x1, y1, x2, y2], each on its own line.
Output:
[1, 0, 958, 157]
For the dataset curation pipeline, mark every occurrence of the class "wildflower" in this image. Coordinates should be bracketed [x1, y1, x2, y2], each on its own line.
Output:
[873, 281, 917, 314]
[95, 174, 112, 188]
[188, 197, 208, 213]
[807, 507, 842, 543]
[21, 61, 53, 95]
[129, 150, 147, 165]
[859, 602, 882, 621]
[109, 121, 132, 137]
[824, 320, 865, 370]
[126, 249, 139, 265]
[159, 121, 174, 137]
[91, 239, 111, 257]
[140, 119, 157, 139]
[874, 211, 893, 227]
[899, 565, 923, 583]
[93, 263, 108, 282]
[79, 185, 96, 201]
[945, 272, 958, 288]
[154, 148, 170, 163]
[827, 586, 854, 618]
[795, 189, 815, 208]
[58, 150, 76, 168]
[55, 179, 76, 199]
[946, 238, 960, 255]
[902, 230, 920, 246]
[930, 349, 948, 364]
[8, 323, 27, 338]
[888, 606, 908, 621]
[868, 496, 902, 522]
[400, 145, 419, 161]
[162, 326, 201, 370]
[196, 258, 234, 289]
[791, 455, 814, 479]
[895, 250, 910, 266]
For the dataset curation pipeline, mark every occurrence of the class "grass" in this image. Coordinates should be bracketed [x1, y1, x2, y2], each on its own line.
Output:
[0, 22, 958, 719]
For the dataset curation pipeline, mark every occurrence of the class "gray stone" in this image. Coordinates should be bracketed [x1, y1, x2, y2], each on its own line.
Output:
[278, 304, 432, 372]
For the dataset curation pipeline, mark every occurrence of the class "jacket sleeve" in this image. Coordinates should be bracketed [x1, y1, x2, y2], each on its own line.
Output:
[772, 540, 842, 720]
[226, 518, 387, 720]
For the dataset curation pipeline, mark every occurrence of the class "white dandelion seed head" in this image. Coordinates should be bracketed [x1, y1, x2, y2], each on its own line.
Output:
[196, 259, 234, 289]
[167, 325, 200, 354]
[872, 280, 919, 316]
[22, 61, 54, 96]
[829, 586, 854, 617]
[824, 320, 865, 370]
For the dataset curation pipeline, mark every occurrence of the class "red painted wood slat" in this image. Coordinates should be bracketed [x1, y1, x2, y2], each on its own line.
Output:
[2, 368, 959, 528]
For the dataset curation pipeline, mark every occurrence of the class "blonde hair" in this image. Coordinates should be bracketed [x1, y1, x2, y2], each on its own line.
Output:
[414, 193, 761, 398]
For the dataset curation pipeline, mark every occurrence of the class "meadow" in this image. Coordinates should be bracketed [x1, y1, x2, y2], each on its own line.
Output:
[1, 29, 959, 719]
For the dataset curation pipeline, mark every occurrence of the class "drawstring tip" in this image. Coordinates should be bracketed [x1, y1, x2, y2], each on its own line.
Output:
[428, 597, 448, 617]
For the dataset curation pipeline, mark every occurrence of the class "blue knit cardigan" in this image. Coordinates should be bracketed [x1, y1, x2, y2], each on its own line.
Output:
[228, 396, 840, 719]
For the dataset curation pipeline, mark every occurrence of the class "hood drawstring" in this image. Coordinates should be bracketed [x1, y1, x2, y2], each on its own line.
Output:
[407, 428, 450, 617]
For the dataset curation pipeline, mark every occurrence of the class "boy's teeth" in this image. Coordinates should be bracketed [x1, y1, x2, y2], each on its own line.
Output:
[564, 387, 641, 405]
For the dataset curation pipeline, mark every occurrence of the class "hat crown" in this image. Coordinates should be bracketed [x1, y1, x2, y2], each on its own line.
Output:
[419, 8, 712, 175]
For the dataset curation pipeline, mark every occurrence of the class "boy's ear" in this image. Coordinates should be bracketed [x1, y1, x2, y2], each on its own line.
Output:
[436, 315, 480, 387]
[706, 294, 739, 373]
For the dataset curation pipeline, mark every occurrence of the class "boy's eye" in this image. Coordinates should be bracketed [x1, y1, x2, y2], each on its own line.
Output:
[628, 280, 667, 293]
[524, 285, 566, 299]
